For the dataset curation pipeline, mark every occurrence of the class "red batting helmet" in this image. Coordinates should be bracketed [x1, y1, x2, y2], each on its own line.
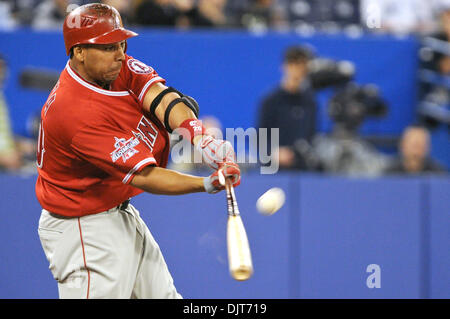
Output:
[63, 3, 138, 56]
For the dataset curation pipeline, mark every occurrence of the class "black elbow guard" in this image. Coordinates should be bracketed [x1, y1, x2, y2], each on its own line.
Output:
[149, 86, 200, 133]
[149, 86, 199, 118]
[180, 95, 200, 118]
[163, 95, 200, 133]
[149, 87, 199, 119]
[149, 87, 183, 117]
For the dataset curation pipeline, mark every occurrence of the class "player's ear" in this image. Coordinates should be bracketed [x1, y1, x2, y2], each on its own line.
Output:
[73, 46, 85, 63]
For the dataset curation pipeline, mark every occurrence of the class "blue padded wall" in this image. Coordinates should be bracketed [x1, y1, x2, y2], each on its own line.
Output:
[0, 173, 448, 299]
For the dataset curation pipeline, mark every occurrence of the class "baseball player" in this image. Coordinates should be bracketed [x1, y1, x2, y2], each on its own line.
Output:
[36, 3, 240, 299]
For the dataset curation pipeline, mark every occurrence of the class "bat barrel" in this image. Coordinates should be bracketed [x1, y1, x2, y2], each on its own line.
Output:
[230, 265, 253, 281]
[227, 214, 253, 281]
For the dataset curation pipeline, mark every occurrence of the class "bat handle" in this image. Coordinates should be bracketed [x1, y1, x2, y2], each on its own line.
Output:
[225, 177, 240, 216]
[225, 176, 233, 191]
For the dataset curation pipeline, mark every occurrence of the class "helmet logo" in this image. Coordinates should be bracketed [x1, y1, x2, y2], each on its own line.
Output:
[81, 16, 96, 27]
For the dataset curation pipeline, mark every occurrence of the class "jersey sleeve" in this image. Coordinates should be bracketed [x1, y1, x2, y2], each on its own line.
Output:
[71, 122, 157, 185]
[117, 54, 166, 103]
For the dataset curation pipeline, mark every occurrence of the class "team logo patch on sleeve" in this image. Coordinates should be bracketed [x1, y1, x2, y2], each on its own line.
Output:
[111, 137, 140, 163]
[127, 59, 154, 74]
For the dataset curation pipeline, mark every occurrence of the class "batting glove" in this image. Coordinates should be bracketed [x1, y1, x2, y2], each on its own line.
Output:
[195, 136, 236, 170]
[203, 162, 241, 194]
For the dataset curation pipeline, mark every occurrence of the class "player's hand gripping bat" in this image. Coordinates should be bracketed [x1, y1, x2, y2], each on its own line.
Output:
[225, 177, 253, 281]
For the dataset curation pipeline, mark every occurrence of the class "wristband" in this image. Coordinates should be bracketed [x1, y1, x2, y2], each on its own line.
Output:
[177, 119, 206, 144]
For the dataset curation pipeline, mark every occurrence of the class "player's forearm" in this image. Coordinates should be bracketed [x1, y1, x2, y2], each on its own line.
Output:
[130, 166, 205, 195]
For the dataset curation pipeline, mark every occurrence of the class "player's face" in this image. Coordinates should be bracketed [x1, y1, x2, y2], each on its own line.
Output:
[82, 41, 126, 87]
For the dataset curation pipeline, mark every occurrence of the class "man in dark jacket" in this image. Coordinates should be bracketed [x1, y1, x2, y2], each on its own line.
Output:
[257, 45, 317, 170]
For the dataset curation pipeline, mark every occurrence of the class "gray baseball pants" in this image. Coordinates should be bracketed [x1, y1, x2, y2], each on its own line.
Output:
[38, 203, 182, 299]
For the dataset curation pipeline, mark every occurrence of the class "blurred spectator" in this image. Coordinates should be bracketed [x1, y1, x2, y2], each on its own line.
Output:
[9, 0, 35, 26]
[0, 0, 18, 30]
[282, 0, 361, 33]
[226, 0, 287, 31]
[0, 55, 22, 172]
[360, 0, 435, 34]
[442, 1, 450, 38]
[101, 0, 135, 24]
[417, 2, 450, 129]
[422, 3, 450, 74]
[32, 0, 69, 29]
[133, 0, 226, 28]
[173, 0, 226, 28]
[384, 125, 447, 174]
[196, 0, 229, 27]
[133, 0, 179, 27]
[257, 45, 317, 170]
[31, 0, 89, 30]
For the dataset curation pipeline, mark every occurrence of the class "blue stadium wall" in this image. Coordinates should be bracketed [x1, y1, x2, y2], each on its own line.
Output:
[0, 29, 448, 167]
[0, 173, 449, 299]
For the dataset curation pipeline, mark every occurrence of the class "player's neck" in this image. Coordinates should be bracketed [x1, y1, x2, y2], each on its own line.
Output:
[69, 60, 111, 90]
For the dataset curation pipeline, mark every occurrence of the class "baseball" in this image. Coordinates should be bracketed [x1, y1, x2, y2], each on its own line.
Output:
[256, 187, 286, 215]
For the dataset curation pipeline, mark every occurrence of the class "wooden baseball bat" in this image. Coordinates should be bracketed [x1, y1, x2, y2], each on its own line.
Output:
[225, 178, 253, 281]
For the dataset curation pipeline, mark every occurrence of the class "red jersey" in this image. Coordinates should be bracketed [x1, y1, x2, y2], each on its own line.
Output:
[35, 55, 169, 217]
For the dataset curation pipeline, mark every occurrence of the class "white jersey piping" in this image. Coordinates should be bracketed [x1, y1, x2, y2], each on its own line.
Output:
[66, 61, 130, 97]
